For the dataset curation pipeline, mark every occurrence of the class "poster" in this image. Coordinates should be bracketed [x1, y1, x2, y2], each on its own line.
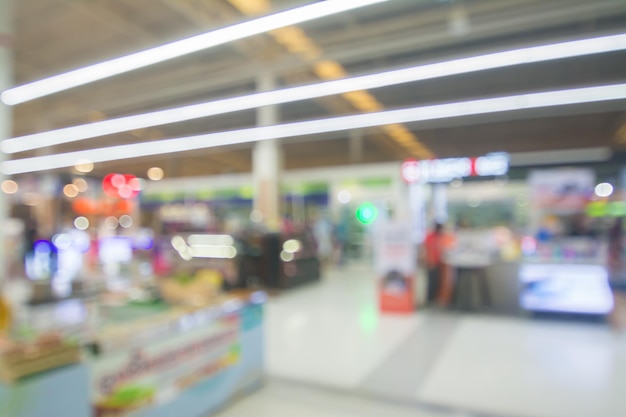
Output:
[528, 168, 594, 210]
[374, 223, 416, 313]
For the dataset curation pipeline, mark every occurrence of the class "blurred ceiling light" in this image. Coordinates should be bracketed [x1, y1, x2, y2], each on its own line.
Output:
[229, 0, 270, 15]
[1, 179, 18, 194]
[72, 178, 88, 192]
[4, 82, 626, 175]
[0, 0, 387, 105]
[190, 245, 237, 259]
[147, 167, 164, 181]
[63, 184, 79, 198]
[187, 234, 234, 247]
[313, 60, 348, 79]
[74, 159, 94, 173]
[171, 236, 187, 251]
[595, 182, 614, 198]
[3, 33, 626, 154]
[74, 216, 89, 230]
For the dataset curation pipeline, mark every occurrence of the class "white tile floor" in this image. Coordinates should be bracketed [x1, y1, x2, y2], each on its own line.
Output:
[265, 263, 423, 389]
[233, 262, 626, 417]
[215, 381, 455, 417]
[418, 317, 626, 417]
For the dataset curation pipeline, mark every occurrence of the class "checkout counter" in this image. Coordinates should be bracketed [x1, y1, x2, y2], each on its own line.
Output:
[444, 231, 613, 317]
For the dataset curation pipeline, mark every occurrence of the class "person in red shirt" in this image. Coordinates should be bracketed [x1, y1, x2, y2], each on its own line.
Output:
[423, 223, 452, 304]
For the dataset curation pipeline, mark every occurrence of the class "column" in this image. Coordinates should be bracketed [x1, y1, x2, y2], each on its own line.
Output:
[252, 73, 282, 231]
[432, 183, 448, 224]
[409, 182, 427, 244]
[348, 129, 363, 164]
[0, 0, 13, 280]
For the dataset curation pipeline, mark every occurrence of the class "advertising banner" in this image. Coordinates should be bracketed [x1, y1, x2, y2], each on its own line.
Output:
[91, 315, 241, 417]
[375, 223, 416, 313]
[528, 168, 594, 210]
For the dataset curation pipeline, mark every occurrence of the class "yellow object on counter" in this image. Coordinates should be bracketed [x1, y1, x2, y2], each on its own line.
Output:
[0, 294, 12, 335]
[160, 270, 224, 306]
[195, 269, 223, 289]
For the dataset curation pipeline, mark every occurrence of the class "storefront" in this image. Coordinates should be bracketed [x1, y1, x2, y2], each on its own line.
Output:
[401, 152, 625, 317]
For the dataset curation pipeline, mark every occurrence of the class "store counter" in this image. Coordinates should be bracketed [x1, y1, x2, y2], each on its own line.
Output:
[0, 364, 90, 417]
[89, 291, 265, 417]
[2, 291, 266, 417]
[518, 239, 613, 315]
[444, 234, 613, 317]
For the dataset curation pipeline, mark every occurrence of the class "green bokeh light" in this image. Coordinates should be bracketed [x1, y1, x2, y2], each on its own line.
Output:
[356, 202, 378, 224]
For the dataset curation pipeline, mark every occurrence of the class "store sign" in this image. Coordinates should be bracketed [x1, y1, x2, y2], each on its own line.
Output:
[401, 152, 509, 183]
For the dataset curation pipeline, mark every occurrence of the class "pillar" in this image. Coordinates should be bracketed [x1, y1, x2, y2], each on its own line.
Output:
[409, 182, 427, 244]
[252, 73, 282, 231]
[432, 183, 448, 224]
[0, 0, 13, 280]
[349, 129, 363, 163]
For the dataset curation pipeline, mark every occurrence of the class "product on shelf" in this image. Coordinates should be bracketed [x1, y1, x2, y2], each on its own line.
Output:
[0, 332, 81, 383]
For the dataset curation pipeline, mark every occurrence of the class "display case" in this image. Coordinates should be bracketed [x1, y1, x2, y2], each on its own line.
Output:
[249, 233, 320, 289]
[1, 290, 265, 417]
[519, 238, 613, 314]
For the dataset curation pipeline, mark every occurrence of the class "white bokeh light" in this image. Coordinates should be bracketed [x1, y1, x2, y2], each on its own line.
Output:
[595, 182, 614, 198]
[338, 190, 352, 204]
[74, 216, 89, 230]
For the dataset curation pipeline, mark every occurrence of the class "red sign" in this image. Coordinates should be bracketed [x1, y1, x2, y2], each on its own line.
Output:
[102, 173, 141, 199]
[401, 153, 509, 183]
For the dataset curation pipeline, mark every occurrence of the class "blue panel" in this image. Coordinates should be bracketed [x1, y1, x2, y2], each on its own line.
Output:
[130, 304, 264, 417]
[0, 364, 90, 417]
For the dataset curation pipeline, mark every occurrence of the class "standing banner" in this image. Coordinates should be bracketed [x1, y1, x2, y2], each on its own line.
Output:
[375, 223, 416, 313]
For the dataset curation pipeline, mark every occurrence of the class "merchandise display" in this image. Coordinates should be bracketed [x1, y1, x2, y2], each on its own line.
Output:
[0, 284, 265, 417]
[88, 290, 265, 417]
[520, 239, 613, 314]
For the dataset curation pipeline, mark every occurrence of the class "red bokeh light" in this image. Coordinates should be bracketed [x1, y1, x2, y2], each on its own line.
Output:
[102, 173, 139, 199]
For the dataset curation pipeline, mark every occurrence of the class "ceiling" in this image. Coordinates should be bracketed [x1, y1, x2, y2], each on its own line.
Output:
[6, 0, 626, 178]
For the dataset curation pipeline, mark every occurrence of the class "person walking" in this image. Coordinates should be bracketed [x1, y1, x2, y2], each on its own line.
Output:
[423, 223, 450, 305]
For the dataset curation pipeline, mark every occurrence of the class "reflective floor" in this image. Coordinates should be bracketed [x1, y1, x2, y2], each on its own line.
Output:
[215, 381, 457, 417]
[236, 263, 626, 417]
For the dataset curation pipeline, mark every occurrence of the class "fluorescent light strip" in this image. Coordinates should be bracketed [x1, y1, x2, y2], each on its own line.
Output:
[0, 0, 386, 105]
[4, 32, 626, 154]
[4, 83, 625, 175]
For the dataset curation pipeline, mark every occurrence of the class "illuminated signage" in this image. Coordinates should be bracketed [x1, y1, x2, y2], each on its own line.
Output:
[401, 152, 509, 183]
[102, 173, 141, 199]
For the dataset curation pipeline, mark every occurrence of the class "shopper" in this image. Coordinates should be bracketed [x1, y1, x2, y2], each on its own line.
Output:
[608, 218, 626, 331]
[423, 223, 450, 305]
[312, 212, 333, 271]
